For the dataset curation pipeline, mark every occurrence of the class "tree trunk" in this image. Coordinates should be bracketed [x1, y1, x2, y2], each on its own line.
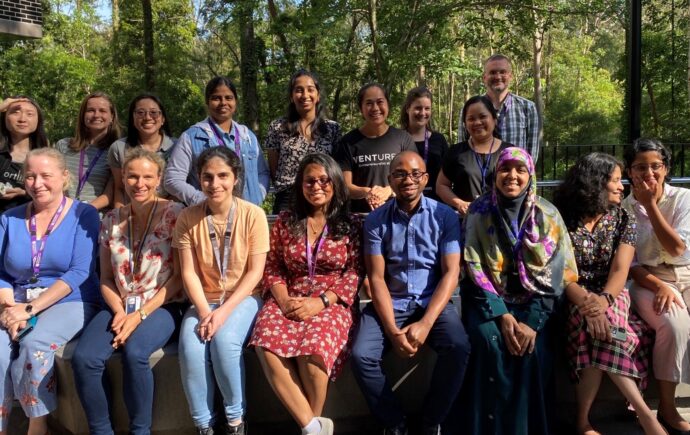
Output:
[532, 13, 545, 120]
[142, 0, 155, 91]
[237, 0, 260, 133]
[687, 12, 690, 113]
[417, 65, 426, 86]
[367, 0, 385, 84]
[112, 0, 119, 33]
[449, 72, 455, 141]
[332, 15, 360, 121]
[267, 0, 294, 68]
[646, 78, 660, 135]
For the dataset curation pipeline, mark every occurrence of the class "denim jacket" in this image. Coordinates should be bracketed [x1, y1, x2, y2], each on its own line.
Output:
[164, 118, 270, 206]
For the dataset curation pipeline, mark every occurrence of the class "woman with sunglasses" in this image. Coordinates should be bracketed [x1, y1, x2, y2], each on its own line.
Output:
[623, 138, 690, 434]
[251, 153, 362, 435]
[109, 93, 176, 208]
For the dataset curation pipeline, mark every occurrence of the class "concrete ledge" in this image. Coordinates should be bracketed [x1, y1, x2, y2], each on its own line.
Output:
[0, 18, 42, 40]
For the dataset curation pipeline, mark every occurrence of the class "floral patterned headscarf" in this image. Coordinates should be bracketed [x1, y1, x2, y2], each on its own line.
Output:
[463, 147, 578, 297]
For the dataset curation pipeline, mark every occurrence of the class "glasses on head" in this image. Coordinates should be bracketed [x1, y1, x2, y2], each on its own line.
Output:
[303, 177, 332, 188]
[631, 162, 665, 173]
[391, 170, 427, 182]
[134, 109, 162, 119]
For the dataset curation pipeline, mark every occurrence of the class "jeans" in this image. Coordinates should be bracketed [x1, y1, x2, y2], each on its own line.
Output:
[0, 302, 98, 431]
[71, 303, 185, 435]
[178, 295, 261, 429]
[350, 302, 471, 428]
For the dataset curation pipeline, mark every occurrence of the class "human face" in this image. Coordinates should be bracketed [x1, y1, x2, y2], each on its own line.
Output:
[389, 154, 428, 205]
[5, 101, 38, 140]
[133, 98, 165, 139]
[495, 160, 530, 198]
[627, 151, 668, 187]
[302, 163, 333, 211]
[292, 75, 320, 116]
[406, 97, 431, 131]
[123, 158, 161, 204]
[464, 102, 496, 141]
[84, 97, 114, 138]
[360, 87, 389, 127]
[606, 166, 624, 205]
[207, 85, 237, 124]
[200, 157, 237, 205]
[24, 155, 68, 207]
[483, 59, 513, 95]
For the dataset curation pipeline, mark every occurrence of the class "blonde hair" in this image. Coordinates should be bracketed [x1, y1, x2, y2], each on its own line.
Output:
[24, 147, 72, 192]
[122, 147, 166, 177]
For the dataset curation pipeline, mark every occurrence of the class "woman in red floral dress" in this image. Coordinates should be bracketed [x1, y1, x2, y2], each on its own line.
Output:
[250, 153, 363, 435]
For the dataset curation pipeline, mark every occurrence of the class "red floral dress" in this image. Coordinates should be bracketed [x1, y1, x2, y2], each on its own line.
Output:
[249, 211, 363, 380]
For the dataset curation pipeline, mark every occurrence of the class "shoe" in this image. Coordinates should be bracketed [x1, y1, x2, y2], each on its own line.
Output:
[226, 421, 246, 435]
[197, 427, 214, 435]
[422, 424, 441, 435]
[315, 417, 334, 435]
[383, 423, 408, 435]
[657, 414, 690, 435]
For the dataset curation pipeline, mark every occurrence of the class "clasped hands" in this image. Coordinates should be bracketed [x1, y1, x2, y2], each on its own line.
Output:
[577, 293, 612, 342]
[387, 321, 432, 359]
[110, 310, 143, 349]
[499, 313, 537, 356]
[0, 301, 32, 341]
[366, 186, 393, 210]
[278, 296, 326, 321]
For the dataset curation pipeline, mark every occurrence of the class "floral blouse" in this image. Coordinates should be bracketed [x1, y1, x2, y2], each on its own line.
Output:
[100, 201, 184, 303]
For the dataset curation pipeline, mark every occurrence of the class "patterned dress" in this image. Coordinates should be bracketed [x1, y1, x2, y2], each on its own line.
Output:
[565, 207, 653, 386]
[249, 212, 363, 380]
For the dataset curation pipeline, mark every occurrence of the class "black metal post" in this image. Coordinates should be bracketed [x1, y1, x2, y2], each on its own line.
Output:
[627, 0, 642, 144]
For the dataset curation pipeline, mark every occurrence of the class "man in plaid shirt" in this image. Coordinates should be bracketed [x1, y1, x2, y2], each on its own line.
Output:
[457, 54, 542, 162]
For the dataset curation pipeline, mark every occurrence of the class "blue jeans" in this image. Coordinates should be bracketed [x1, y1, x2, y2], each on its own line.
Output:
[71, 303, 185, 435]
[0, 301, 98, 431]
[178, 295, 261, 429]
[350, 302, 471, 428]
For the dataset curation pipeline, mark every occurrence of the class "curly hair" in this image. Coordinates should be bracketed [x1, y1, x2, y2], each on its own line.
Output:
[286, 153, 352, 239]
[553, 152, 623, 228]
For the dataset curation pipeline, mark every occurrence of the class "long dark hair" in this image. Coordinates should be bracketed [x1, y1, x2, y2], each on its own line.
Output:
[287, 153, 351, 239]
[553, 152, 623, 228]
[461, 95, 500, 140]
[400, 86, 434, 132]
[281, 69, 328, 140]
[125, 93, 172, 148]
[196, 146, 244, 199]
[0, 96, 49, 152]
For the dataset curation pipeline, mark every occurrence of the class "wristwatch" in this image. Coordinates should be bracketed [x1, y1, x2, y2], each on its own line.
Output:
[319, 293, 331, 308]
[138, 308, 148, 321]
[601, 292, 615, 307]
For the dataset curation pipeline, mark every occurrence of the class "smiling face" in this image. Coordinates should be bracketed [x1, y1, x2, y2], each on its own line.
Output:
[483, 58, 513, 95]
[301, 163, 333, 211]
[495, 160, 530, 198]
[606, 165, 624, 205]
[627, 150, 668, 188]
[5, 101, 39, 141]
[200, 156, 237, 205]
[123, 157, 161, 204]
[291, 75, 320, 117]
[406, 97, 432, 131]
[464, 101, 496, 142]
[360, 86, 389, 128]
[133, 98, 165, 139]
[389, 152, 428, 206]
[83, 97, 114, 138]
[207, 85, 237, 124]
[24, 154, 68, 206]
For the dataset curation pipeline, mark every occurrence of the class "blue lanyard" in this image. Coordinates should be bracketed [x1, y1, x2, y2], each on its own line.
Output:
[471, 137, 496, 192]
[209, 120, 241, 157]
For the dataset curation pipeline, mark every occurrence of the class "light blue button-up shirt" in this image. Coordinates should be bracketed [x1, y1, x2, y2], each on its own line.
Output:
[364, 196, 461, 311]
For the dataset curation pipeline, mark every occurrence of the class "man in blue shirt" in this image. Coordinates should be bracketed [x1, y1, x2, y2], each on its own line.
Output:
[351, 151, 470, 435]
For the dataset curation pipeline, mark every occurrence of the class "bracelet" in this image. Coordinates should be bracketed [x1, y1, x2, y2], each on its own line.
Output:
[601, 292, 615, 307]
[319, 293, 330, 308]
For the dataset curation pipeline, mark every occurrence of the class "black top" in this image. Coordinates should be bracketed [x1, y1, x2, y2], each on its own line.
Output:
[441, 140, 511, 202]
[414, 131, 449, 201]
[334, 126, 415, 212]
[0, 150, 30, 214]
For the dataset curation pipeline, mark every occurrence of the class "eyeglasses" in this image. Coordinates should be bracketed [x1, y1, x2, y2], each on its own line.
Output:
[390, 171, 427, 181]
[134, 110, 162, 119]
[630, 162, 665, 173]
[303, 177, 332, 188]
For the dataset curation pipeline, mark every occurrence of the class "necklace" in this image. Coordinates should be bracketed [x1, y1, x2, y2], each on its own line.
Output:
[308, 218, 326, 236]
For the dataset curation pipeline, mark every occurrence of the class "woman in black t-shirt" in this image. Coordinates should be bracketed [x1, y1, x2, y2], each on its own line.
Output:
[400, 87, 449, 201]
[0, 96, 49, 213]
[436, 95, 510, 216]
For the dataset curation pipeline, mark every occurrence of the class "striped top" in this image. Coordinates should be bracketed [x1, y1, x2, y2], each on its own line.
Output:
[54, 138, 111, 204]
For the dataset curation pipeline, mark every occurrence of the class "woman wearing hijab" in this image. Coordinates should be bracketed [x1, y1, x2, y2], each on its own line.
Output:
[458, 147, 579, 435]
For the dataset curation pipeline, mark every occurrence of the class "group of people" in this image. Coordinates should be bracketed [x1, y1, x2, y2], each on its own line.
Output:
[0, 53, 687, 435]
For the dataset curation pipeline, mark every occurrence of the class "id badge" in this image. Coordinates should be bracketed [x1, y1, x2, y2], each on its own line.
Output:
[26, 287, 48, 302]
[125, 295, 142, 314]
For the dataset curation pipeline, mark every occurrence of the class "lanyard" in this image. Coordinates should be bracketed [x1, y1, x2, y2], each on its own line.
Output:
[422, 128, 429, 163]
[76, 148, 106, 200]
[306, 223, 328, 284]
[496, 94, 513, 131]
[126, 198, 159, 291]
[209, 120, 241, 157]
[206, 199, 236, 302]
[29, 196, 67, 283]
[471, 137, 496, 192]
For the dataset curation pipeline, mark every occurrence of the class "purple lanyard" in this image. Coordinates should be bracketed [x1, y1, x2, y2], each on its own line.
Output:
[29, 196, 67, 283]
[126, 199, 159, 289]
[422, 128, 429, 163]
[471, 137, 496, 192]
[76, 148, 106, 200]
[210, 120, 241, 157]
[496, 94, 513, 130]
[206, 199, 236, 300]
[306, 224, 328, 280]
